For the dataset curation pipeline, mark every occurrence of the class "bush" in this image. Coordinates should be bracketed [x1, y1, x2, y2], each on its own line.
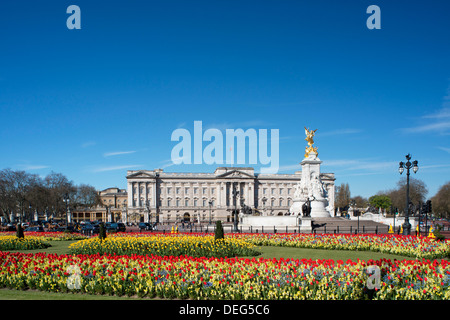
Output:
[433, 225, 446, 241]
[16, 224, 24, 239]
[98, 223, 107, 240]
[215, 220, 224, 241]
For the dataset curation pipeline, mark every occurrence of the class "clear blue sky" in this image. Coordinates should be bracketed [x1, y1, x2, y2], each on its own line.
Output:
[1, 0, 449, 199]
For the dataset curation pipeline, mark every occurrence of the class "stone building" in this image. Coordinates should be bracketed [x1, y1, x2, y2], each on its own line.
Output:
[72, 187, 127, 222]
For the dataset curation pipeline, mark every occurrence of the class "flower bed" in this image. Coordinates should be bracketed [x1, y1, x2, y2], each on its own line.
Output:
[103, 232, 449, 259]
[0, 236, 51, 251]
[0, 232, 88, 241]
[228, 233, 449, 259]
[68, 235, 260, 258]
[0, 251, 449, 300]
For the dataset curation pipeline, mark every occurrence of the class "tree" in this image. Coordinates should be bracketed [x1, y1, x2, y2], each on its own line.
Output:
[215, 220, 224, 241]
[16, 223, 24, 239]
[0, 169, 17, 223]
[44, 171, 76, 218]
[98, 223, 107, 240]
[0, 168, 90, 224]
[0, 169, 40, 223]
[335, 183, 351, 210]
[369, 194, 392, 210]
[73, 184, 102, 209]
[350, 195, 368, 208]
[431, 181, 450, 218]
[387, 177, 428, 214]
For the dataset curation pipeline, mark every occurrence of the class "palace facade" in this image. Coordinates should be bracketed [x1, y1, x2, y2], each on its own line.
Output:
[126, 167, 335, 224]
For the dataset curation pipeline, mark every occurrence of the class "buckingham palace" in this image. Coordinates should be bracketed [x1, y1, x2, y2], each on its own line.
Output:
[125, 167, 335, 224]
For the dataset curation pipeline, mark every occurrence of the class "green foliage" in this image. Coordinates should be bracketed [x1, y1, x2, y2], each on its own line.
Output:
[433, 225, 446, 242]
[215, 220, 224, 241]
[98, 223, 107, 240]
[369, 194, 392, 209]
[16, 224, 24, 239]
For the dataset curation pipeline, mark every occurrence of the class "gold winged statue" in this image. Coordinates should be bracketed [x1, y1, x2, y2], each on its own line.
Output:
[304, 127, 318, 158]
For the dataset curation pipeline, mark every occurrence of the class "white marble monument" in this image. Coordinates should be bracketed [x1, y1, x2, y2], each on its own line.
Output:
[289, 128, 332, 218]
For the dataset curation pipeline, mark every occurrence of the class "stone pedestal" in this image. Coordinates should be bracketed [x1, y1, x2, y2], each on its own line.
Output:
[289, 152, 331, 218]
[310, 198, 329, 218]
[300, 217, 312, 232]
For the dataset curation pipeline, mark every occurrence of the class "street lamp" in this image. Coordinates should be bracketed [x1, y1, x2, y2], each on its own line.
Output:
[350, 199, 358, 233]
[63, 193, 70, 228]
[208, 200, 213, 225]
[28, 204, 32, 224]
[155, 172, 160, 224]
[398, 154, 419, 235]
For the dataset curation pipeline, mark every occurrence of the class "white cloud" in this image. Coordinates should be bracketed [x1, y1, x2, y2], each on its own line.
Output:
[18, 165, 50, 171]
[103, 151, 136, 157]
[437, 146, 450, 154]
[322, 158, 397, 173]
[81, 141, 96, 148]
[93, 164, 143, 172]
[423, 108, 450, 119]
[401, 121, 450, 134]
[401, 82, 450, 134]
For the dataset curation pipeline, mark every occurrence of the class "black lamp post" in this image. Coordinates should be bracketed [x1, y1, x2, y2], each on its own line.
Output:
[155, 172, 160, 224]
[63, 193, 70, 228]
[208, 200, 213, 225]
[350, 199, 358, 233]
[398, 154, 418, 235]
[28, 204, 32, 224]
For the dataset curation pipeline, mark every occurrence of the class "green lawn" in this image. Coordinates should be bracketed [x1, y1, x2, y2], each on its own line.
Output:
[253, 246, 410, 261]
[3, 240, 79, 255]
